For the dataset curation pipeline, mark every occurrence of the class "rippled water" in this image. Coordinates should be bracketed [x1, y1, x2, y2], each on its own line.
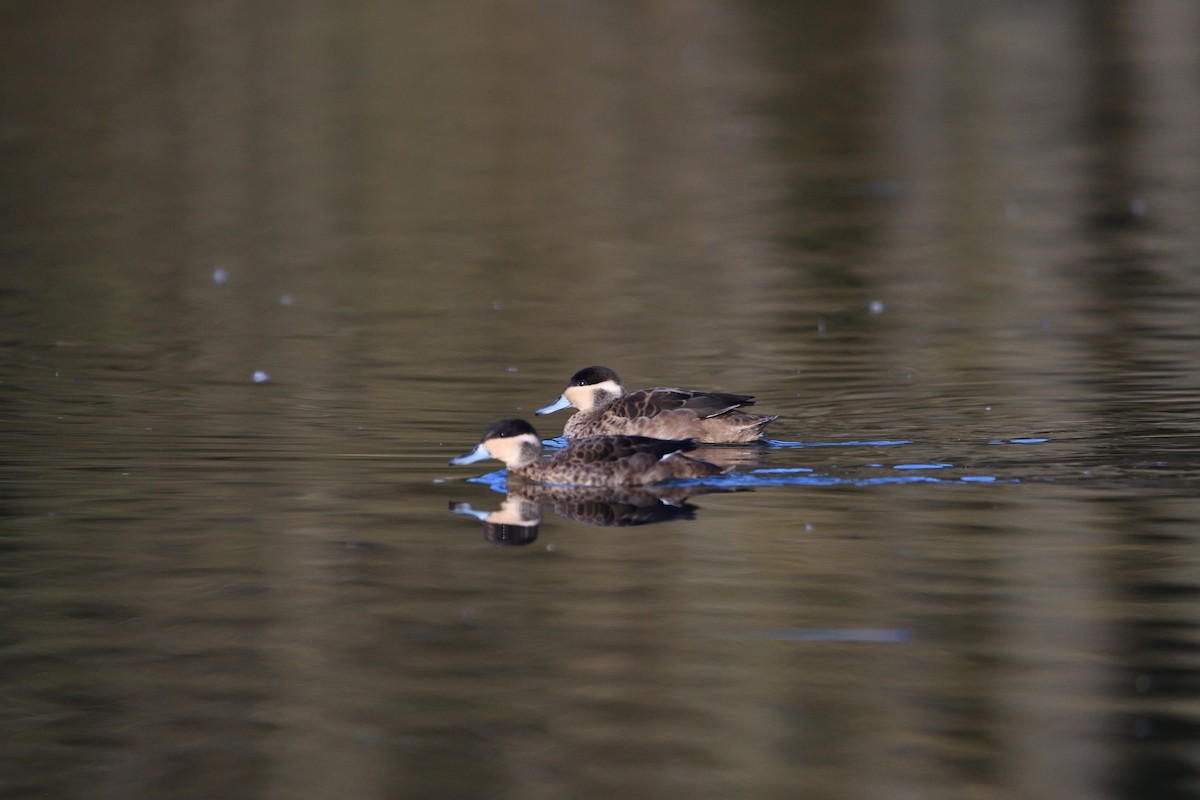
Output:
[4, 3, 1200, 799]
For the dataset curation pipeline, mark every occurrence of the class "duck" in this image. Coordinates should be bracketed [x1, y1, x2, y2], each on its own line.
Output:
[535, 365, 778, 443]
[449, 419, 727, 488]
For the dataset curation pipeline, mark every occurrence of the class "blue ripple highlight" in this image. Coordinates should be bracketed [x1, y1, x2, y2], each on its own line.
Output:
[753, 467, 814, 474]
[737, 628, 911, 643]
[462, 467, 1011, 492]
[465, 470, 509, 490]
[682, 472, 978, 488]
[768, 439, 912, 448]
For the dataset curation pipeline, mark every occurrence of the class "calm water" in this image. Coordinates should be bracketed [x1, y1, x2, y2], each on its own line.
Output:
[3, 3, 1200, 799]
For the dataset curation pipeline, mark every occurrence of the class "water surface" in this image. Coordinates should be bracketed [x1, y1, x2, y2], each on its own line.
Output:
[3, 3, 1200, 799]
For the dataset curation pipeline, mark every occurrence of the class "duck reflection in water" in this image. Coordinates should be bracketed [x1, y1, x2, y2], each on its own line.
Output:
[449, 496, 542, 546]
[450, 483, 739, 546]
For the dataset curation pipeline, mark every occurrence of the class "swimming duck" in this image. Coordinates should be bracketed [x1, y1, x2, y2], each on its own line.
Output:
[449, 418, 727, 488]
[535, 365, 778, 443]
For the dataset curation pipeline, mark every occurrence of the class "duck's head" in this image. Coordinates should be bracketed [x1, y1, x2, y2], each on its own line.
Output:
[450, 419, 543, 469]
[535, 365, 625, 415]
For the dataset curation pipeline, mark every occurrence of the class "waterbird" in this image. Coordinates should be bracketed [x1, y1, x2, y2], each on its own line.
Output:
[535, 365, 777, 443]
[449, 419, 727, 488]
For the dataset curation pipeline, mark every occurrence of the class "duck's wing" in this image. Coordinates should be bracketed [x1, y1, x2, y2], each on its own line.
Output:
[566, 434, 699, 463]
[620, 388, 756, 419]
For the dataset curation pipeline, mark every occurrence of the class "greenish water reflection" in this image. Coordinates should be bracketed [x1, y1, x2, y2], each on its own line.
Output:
[3, 2, 1200, 799]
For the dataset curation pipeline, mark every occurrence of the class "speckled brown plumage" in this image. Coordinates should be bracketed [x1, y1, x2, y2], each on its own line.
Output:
[530, 433, 721, 487]
[450, 419, 728, 488]
[537, 366, 778, 443]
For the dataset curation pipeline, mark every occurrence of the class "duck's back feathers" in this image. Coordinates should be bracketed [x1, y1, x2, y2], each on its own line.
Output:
[621, 388, 756, 419]
[565, 434, 698, 464]
[536, 434, 725, 487]
[564, 406, 778, 443]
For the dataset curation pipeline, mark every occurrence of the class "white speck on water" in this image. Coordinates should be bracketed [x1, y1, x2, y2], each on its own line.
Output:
[869, 300, 885, 314]
[213, 267, 229, 285]
[546, 543, 556, 553]
[816, 320, 826, 334]
[432, 478, 444, 484]
[279, 294, 294, 306]
[804, 523, 814, 532]
[1006, 203, 1022, 220]
[492, 299, 503, 311]
[1130, 197, 1148, 217]
[122, 472, 130, 477]
[985, 406, 993, 411]
[253, 370, 270, 384]
[506, 366, 518, 372]
[145, 427, 153, 431]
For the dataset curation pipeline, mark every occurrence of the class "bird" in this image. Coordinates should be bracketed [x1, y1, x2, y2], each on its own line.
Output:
[535, 365, 777, 443]
[449, 418, 727, 488]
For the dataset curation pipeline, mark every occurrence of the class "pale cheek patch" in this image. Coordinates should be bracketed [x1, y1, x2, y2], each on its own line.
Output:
[566, 379, 621, 411]
[485, 434, 540, 465]
[564, 385, 592, 411]
[485, 437, 521, 464]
